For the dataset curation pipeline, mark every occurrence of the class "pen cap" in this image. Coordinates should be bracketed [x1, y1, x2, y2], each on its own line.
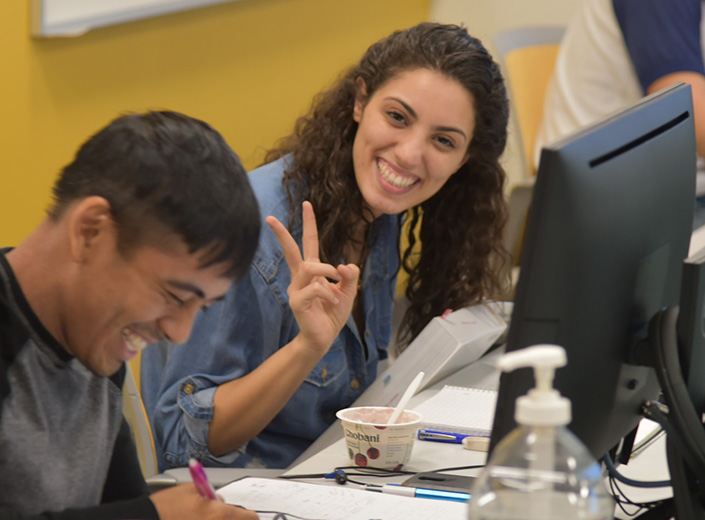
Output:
[497, 344, 570, 426]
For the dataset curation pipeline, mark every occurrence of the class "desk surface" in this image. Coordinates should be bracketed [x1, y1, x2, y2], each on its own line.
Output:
[284, 432, 488, 481]
[289, 346, 503, 470]
[283, 350, 503, 489]
[285, 347, 674, 519]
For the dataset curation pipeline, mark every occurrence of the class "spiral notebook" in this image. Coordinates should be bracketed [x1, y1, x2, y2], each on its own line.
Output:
[413, 385, 498, 437]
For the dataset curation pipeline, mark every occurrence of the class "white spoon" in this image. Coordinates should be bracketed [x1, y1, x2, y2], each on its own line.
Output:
[388, 371, 425, 424]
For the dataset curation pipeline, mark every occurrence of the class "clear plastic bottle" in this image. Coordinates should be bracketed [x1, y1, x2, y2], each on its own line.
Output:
[468, 344, 614, 520]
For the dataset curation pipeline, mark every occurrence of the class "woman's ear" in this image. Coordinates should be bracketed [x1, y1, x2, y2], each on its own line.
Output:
[460, 150, 471, 169]
[449, 149, 471, 177]
[353, 77, 368, 123]
[67, 196, 115, 263]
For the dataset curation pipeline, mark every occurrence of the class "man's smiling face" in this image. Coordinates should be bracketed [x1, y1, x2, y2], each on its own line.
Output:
[61, 222, 232, 377]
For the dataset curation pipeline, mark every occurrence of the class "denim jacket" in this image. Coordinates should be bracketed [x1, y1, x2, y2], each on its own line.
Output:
[142, 157, 399, 470]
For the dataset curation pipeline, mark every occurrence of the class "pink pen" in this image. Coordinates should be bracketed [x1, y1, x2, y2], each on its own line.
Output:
[188, 458, 218, 500]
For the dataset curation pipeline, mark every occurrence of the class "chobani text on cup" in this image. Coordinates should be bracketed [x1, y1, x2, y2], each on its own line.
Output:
[345, 431, 380, 442]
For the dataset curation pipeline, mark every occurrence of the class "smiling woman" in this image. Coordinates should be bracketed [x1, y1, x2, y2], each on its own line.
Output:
[351, 68, 476, 218]
[144, 22, 511, 473]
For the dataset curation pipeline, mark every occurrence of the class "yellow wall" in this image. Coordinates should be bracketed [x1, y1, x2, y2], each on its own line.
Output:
[0, 0, 429, 245]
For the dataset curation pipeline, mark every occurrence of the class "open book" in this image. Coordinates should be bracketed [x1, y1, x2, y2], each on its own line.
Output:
[353, 302, 508, 408]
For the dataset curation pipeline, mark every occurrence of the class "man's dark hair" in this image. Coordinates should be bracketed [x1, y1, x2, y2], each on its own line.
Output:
[50, 111, 260, 280]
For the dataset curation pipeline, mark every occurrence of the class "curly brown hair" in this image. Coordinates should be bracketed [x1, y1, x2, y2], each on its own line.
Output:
[265, 22, 511, 350]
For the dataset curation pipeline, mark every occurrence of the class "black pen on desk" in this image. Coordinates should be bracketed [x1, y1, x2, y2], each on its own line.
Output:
[418, 429, 488, 443]
[367, 483, 471, 503]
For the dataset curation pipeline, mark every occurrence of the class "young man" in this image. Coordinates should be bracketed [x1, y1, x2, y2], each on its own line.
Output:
[0, 111, 260, 520]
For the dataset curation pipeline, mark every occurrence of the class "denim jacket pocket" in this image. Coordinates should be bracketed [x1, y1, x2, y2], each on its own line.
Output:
[177, 376, 217, 421]
[304, 342, 346, 388]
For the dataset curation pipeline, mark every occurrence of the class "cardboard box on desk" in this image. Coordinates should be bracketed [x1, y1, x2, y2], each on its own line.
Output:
[352, 303, 508, 408]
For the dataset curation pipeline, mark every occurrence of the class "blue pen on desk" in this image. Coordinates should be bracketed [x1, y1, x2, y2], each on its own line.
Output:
[418, 429, 487, 443]
[189, 458, 218, 500]
[368, 483, 471, 503]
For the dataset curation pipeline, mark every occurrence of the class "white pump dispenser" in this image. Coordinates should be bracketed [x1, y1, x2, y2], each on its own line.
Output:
[468, 344, 614, 520]
[498, 344, 571, 427]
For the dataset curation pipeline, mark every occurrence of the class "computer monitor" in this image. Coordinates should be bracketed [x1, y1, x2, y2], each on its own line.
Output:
[489, 83, 697, 461]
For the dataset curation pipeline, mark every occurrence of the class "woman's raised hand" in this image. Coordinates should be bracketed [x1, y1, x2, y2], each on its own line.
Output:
[265, 201, 360, 357]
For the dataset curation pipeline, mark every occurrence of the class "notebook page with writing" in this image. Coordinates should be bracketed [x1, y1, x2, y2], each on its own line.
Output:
[413, 385, 497, 437]
[218, 477, 466, 520]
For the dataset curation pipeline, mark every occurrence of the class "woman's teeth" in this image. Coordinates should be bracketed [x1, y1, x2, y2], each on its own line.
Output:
[122, 329, 148, 353]
[378, 161, 416, 188]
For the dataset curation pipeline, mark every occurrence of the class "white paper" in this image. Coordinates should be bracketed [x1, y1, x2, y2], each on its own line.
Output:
[218, 477, 467, 520]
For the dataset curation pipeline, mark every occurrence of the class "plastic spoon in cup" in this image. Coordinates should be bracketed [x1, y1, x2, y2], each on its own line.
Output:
[388, 371, 425, 424]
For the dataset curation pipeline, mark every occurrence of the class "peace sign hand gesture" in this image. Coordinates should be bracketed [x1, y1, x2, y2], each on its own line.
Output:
[266, 201, 360, 358]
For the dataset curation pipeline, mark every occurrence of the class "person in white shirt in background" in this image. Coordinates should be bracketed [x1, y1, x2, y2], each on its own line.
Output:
[535, 0, 705, 228]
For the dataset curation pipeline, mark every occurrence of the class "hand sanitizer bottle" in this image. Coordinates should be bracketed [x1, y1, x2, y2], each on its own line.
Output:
[468, 344, 614, 520]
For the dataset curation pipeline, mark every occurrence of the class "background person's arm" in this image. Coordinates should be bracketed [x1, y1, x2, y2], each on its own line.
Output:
[207, 202, 359, 456]
[648, 71, 705, 159]
[615, 0, 704, 153]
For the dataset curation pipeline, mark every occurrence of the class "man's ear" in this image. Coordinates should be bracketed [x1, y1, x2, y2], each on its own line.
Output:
[67, 196, 115, 262]
[353, 77, 368, 123]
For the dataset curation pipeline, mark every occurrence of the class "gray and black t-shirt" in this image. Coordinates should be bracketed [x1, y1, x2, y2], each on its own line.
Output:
[0, 249, 157, 520]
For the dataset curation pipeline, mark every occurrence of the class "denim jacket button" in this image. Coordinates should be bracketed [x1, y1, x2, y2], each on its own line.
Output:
[350, 378, 360, 390]
[321, 366, 328, 380]
[183, 383, 195, 395]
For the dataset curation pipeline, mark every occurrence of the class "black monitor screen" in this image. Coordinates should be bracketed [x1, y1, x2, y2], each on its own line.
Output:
[490, 83, 697, 460]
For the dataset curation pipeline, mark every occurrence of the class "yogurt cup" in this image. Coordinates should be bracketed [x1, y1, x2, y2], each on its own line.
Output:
[336, 406, 422, 470]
